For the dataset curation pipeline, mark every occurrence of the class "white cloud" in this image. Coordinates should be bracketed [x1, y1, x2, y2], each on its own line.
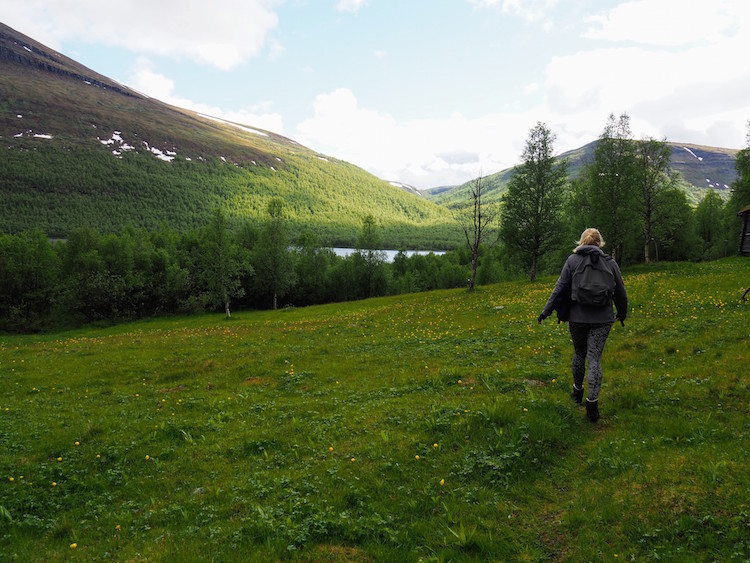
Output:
[129, 58, 176, 99]
[128, 59, 284, 133]
[297, 17, 750, 189]
[336, 0, 368, 13]
[296, 88, 538, 188]
[0, 0, 280, 70]
[467, 0, 559, 21]
[584, 0, 742, 46]
[540, 6, 750, 152]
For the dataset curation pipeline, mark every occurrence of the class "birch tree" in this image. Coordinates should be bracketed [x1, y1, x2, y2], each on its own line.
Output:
[253, 198, 296, 309]
[201, 208, 248, 318]
[584, 113, 639, 263]
[635, 137, 676, 263]
[355, 214, 387, 298]
[499, 122, 567, 281]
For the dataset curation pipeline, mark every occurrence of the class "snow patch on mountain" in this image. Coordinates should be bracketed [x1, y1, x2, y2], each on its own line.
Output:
[682, 146, 704, 161]
[389, 181, 423, 197]
[704, 178, 729, 189]
[98, 131, 180, 162]
[141, 140, 175, 162]
[13, 130, 54, 139]
[99, 131, 136, 158]
[198, 114, 268, 137]
[150, 147, 174, 162]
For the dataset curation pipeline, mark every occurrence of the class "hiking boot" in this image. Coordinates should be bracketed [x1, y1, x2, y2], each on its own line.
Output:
[586, 398, 600, 422]
[570, 384, 583, 404]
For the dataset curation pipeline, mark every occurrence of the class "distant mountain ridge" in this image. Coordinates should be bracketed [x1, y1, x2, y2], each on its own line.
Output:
[427, 139, 739, 209]
[667, 143, 737, 191]
[557, 140, 738, 194]
[0, 24, 135, 97]
[0, 22, 459, 248]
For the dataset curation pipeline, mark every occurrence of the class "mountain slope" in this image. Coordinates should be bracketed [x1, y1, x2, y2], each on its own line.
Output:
[0, 23, 459, 248]
[427, 140, 739, 210]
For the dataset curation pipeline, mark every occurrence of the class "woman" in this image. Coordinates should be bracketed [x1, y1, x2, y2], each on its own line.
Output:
[538, 228, 628, 422]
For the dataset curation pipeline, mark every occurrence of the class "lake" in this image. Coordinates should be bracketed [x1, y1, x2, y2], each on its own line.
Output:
[331, 248, 446, 262]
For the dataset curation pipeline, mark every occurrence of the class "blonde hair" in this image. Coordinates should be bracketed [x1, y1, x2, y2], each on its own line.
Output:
[574, 228, 605, 251]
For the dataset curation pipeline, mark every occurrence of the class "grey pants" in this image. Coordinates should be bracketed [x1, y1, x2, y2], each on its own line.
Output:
[569, 322, 612, 401]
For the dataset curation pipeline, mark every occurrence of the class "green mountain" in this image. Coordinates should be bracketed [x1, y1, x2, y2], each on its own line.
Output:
[427, 140, 739, 210]
[0, 23, 459, 249]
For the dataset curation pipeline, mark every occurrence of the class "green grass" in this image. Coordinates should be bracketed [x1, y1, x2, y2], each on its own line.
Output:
[1, 259, 748, 561]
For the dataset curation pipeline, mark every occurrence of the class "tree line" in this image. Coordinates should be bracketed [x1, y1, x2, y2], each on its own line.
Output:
[0, 202, 471, 332]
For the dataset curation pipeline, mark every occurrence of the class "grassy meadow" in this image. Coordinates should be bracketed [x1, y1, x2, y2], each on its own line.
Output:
[1, 258, 748, 561]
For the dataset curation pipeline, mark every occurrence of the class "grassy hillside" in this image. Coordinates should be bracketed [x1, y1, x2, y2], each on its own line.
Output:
[0, 142, 459, 248]
[1, 258, 748, 561]
[428, 141, 739, 210]
[0, 23, 459, 249]
[428, 167, 515, 211]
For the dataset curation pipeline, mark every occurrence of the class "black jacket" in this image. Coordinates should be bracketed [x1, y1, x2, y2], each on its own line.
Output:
[540, 246, 628, 324]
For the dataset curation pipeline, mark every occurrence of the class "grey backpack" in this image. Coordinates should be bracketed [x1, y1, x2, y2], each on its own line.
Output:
[571, 253, 615, 306]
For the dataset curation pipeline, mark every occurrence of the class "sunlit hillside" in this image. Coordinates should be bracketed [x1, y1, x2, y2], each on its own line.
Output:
[0, 22, 460, 248]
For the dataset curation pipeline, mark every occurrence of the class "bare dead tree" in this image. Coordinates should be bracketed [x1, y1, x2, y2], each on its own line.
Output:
[459, 174, 498, 292]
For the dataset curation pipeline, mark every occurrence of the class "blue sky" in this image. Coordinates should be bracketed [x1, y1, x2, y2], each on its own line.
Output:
[4, 0, 750, 188]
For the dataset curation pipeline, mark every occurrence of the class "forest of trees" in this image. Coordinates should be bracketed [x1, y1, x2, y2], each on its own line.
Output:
[2, 116, 749, 333]
[0, 209, 470, 332]
[499, 115, 750, 280]
[0, 144, 460, 250]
